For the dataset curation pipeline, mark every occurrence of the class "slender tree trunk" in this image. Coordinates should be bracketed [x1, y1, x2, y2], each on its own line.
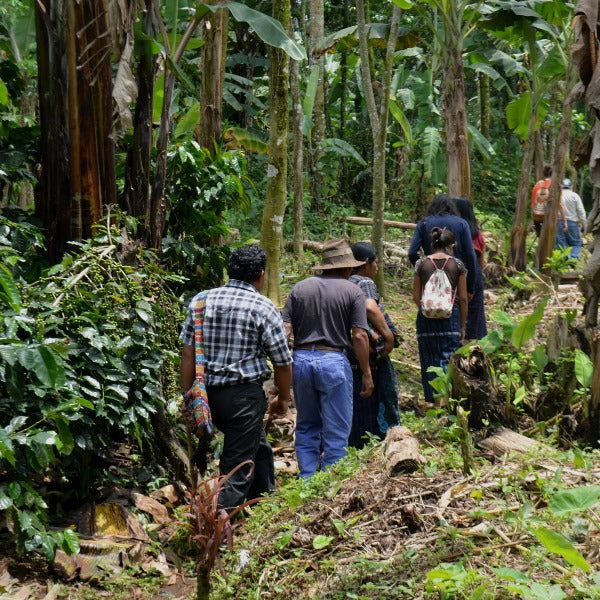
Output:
[586, 330, 600, 446]
[534, 129, 545, 181]
[260, 0, 290, 304]
[537, 79, 579, 272]
[356, 0, 401, 293]
[197, 2, 229, 154]
[291, 56, 304, 259]
[308, 0, 324, 211]
[124, 6, 156, 235]
[479, 72, 490, 140]
[444, 8, 471, 199]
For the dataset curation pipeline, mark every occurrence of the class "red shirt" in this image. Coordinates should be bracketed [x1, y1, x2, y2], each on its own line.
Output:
[531, 178, 551, 212]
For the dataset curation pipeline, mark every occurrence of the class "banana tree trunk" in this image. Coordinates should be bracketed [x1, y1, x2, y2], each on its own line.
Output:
[291, 55, 304, 259]
[260, 0, 290, 304]
[444, 43, 471, 198]
[509, 114, 536, 271]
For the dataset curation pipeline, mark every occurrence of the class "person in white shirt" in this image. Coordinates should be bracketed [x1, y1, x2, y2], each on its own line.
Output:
[556, 178, 587, 259]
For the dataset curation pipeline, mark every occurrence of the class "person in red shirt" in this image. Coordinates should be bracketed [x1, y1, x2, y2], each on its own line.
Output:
[531, 166, 567, 237]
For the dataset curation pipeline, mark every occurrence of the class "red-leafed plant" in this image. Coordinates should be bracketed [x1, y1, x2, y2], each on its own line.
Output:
[186, 461, 261, 600]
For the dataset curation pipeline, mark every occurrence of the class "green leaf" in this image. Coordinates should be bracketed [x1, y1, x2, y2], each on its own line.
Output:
[320, 138, 367, 166]
[467, 124, 495, 160]
[422, 126, 441, 179]
[31, 346, 61, 388]
[174, 102, 201, 140]
[574, 350, 593, 388]
[312, 535, 334, 549]
[202, 2, 306, 61]
[479, 329, 504, 355]
[61, 528, 80, 555]
[0, 78, 8, 106]
[392, 0, 413, 8]
[493, 567, 529, 582]
[389, 100, 412, 146]
[533, 527, 590, 572]
[54, 418, 74, 456]
[0, 489, 13, 510]
[511, 298, 548, 350]
[549, 485, 600, 516]
[0, 428, 16, 466]
[529, 583, 566, 600]
[532, 344, 548, 372]
[32, 431, 58, 446]
[0, 263, 22, 311]
[506, 92, 531, 141]
[302, 65, 320, 131]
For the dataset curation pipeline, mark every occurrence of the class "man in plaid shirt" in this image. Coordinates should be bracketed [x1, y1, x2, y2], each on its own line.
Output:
[181, 245, 292, 511]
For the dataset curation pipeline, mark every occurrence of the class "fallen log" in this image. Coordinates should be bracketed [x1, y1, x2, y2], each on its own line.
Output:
[384, 425, 426, 475]
[476, 427, 549, 457]
[283, 239, 324, 252]
[346, 216, 416, 230]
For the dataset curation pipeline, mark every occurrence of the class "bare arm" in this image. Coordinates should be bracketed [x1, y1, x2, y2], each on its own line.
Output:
[181, 344, 195, 392]
[365, 298, 394, 354]
[268, 363, 293, 418]
[412, 273, 422, 307]
[351, 327, 374, 398]
[457, 274, 468, 344]
[284, 321, 293, 340]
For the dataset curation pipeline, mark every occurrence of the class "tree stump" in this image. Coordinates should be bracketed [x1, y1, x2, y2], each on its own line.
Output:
[384, 426, 426, 476]
[450, 345, 505, 428]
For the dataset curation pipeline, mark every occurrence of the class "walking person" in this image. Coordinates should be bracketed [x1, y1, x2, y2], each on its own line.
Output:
[413, 228, 468, 404]
[282, 239, 374, 478]
[454, 196, 487, 340]
[180, 245, 293, 512]
[531, 166, 553, 237]
[408, 194, 477, 299]
[347, 242, 400, 449]
[555, 178, 587, 260]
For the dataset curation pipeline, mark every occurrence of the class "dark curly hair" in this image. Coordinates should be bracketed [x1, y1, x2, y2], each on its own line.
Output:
[227, 244, 266, 282]
[427, 194, 458, 216]
[430, 227, 456, 251]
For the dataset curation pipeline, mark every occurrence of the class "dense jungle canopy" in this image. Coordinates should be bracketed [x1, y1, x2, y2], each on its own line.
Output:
[4, 0, 600, 598]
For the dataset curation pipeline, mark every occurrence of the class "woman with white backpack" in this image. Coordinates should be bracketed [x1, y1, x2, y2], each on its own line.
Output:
[412, 227, 468, 405]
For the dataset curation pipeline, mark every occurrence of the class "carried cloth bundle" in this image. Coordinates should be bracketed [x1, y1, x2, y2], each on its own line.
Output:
[182, 291, 214, 474]
[368, 304, 401, 361]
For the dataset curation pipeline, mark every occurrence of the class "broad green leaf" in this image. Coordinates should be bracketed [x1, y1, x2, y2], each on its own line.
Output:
[537, 45, 566, 80]
[549, 485, 600, 516]
[31, 346, 61, 388]
[312, 535, 334, 549]
[389, 100, 412, 145]
[528, 583, 566, 600]
[0, 489, 12, 510]
[0, 428, 16, 466]
[493, 567, 529, 582]
[533, 527, 590, 572]
[422, 126, 441, 179]
[321, 138, 367, 166]
[153, 73, 165, 123]
[479, 329, 504, 355]
[54, 418, 74, 456]
[511, 299, 548, 350]
[201, 2, 306, 61]
[574, 350, 593, 388]
[0, 263, 22, 311]
[302, 65, 320, 124]
[0, 79, 8, 106]
[392, 0, 413, 8]
[467, 124, 495, 160]
[532, 344, 548, 372]
[506, 92, 531, 141]
[174, 102, 201, 140]
[32, 431, 58, 446]
[466, 62, 503, 81]
[61, 528, 80, 555]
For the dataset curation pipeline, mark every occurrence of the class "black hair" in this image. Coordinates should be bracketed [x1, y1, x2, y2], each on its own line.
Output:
[351, 241, 377, 263]
[543, 165, 552, 178]
[430, 227, 456, 251]
[427, 194, 458, 216]
[227, 244, 266, 282]
[454, 196, 479, 239]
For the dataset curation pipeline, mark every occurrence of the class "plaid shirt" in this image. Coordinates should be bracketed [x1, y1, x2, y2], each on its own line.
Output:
[180, 280, 292, 386]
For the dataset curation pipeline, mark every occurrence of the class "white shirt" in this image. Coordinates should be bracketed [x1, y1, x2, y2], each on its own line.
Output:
[561, 189, 586, 225]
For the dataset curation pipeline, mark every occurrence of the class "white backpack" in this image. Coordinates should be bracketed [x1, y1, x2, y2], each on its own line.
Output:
[420, 257, 456, 319]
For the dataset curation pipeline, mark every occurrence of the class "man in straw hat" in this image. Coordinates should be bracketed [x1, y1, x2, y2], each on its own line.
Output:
[283, 239, 374, 478]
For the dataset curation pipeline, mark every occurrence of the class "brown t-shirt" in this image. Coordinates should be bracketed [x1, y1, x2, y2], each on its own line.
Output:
[282, 275, 368, 350]
[415, 256, 466, 292]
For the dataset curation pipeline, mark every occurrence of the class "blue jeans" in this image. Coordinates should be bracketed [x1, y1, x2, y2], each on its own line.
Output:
[292, 349, 353, 478]
[556, 220, 583, 259]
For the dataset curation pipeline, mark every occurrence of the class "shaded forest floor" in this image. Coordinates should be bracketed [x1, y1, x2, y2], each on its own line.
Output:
[3, 253, 600, 599]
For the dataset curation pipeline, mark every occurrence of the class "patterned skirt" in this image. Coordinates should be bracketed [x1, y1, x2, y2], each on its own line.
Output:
[416, 305, 461, 403]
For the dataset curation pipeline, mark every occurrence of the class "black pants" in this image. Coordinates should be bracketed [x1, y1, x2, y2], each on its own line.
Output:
[206, 382, 274, 512]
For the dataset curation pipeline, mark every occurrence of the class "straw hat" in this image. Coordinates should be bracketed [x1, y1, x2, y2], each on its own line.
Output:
[312, 239, 366, 271]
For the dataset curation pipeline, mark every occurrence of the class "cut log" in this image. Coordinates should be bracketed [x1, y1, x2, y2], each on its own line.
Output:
[283, 239, 324, 252]
[346, 216, 416, 230]
[476, 427, 550, 456]
[384, 425, 426, 476]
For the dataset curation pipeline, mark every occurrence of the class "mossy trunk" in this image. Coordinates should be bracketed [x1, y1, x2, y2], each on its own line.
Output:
[260, 0, 290, 304]
[196, 565, 210, 600]
[290, 55, 304, 259]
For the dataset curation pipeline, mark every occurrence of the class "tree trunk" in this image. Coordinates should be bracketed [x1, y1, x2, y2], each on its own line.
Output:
[534, 129, 545, 181]
[260, 0, 290, 304]
[308, 0, 324, 211]
[35, 0, 115, 263]
[197, 3, 229, 154]
[444, 30, 471, 198]
[479, 72, 490, 140]
[536, 78, 578, 273]
[290, 55, 304, 259]
[509, 114, 536, 271]
[356, 0, 401, 294]
[123, 5, 156, 235]
[196, 565, 210, 600]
